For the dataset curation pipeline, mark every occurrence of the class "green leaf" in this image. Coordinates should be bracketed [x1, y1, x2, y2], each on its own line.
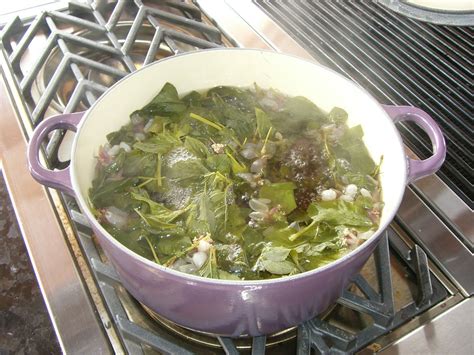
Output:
[224, 204, 247, 234]
[255, 107, 272, 139]
[307, 200, 373, 227]
[90, 177, 137, 207]
[218, 270, 241, 280]
[104, 150, 126, 175]
[328, 107, 348, 124]
[281, 96, 327, 128]
[215, 243, 249, 275]
[205, 154, 232, 175]
[207, 86, 257, 110]
[133, 133, 181, 154]
[122, 151, 157, 177]
[259, 182, 297, 214]
[225, 150, 247, 174]
[155, 234, 192, 256]
[131, 192, 188, 222]
[262, 260, 296, 274]
[107, 124, 136, 145]
[135, 209, 177, 230]
[198, 191, 216, 233]
[199, 246, 220, 279]
[295, 241, 341, 256]
[164, 158, 209, 183]
[102, 225, 151, 258]
[184, 136, 209, 159]
[253, 245, 296, 275]
[140, 82, 187, 116]
[181, 90, 202, 105]
[335, 125, 375, 175]
[189, 112, 224, 131]
[144, 115, 172, 134]
[261, 246, 291, 261]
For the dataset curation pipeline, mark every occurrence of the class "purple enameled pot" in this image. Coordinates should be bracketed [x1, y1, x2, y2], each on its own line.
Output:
[27, 49, 446, 336]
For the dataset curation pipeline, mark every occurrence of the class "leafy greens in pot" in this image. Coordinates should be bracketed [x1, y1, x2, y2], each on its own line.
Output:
[89, 83, 384, 280]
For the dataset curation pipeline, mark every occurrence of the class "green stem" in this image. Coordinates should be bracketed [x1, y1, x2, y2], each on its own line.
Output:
[156, 154, 162, 187]
[371, 155, 384, 177]
[225, 149, 247, 173]
[289, 220, 317, 241]
[260, 126, 273, 155]
[137, 178, 154, 188]
[189, 113, 224, 131]
[144, 235, 161, 265]
[323, 131, 338, 186]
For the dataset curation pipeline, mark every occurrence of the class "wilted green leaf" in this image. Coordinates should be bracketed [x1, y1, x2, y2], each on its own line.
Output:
[307, 200, 373, 227]
[184, 136, 210, 159]
[140, 82, 187, 116]
[259, 182, 297, 214]
[255, 107, 272, 139]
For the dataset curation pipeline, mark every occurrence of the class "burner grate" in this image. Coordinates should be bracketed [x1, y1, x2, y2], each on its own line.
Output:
[254, 0, 474, 208]
[0, 0, 223, 167]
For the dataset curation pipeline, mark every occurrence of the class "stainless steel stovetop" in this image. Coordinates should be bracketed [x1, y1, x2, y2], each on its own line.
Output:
[0, 1, 472, 354]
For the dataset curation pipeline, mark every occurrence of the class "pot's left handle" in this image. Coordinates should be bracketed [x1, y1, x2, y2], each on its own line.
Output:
[382, 105, 446, 183]
[27, 112, 85, 196]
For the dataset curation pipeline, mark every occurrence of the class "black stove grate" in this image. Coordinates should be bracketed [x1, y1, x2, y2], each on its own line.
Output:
[254, 0, 474, 208]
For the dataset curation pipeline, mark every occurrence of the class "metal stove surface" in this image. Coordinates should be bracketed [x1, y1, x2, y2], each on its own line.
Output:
[0, 1, 472, 354]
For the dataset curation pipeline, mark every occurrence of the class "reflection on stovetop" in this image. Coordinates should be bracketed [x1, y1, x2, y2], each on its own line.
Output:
[0, 0, 468, 353]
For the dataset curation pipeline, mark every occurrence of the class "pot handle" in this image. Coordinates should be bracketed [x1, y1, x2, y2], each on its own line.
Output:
[382, 105, 446, 183]
[27, 112, 85, 196]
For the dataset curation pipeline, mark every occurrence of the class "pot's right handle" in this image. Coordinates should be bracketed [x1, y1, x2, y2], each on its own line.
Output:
[27, 112, 85, 195]
[382, 105, 446, 183]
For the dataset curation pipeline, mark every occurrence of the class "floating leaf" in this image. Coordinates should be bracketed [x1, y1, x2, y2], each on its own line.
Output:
[307, 200, 373, 227]
[140, 82, 187, 116]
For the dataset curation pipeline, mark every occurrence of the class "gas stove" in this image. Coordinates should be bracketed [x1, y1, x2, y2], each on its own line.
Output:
[0, 1, 472, 354]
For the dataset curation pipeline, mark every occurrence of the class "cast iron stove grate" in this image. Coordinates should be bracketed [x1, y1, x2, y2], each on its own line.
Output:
[0, 1, 448, 353]
[254, 0, 474, 208]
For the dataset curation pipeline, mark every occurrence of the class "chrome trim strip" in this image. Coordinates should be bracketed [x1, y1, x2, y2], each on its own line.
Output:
[196, 0, 314, 60]
[413, 174, 473, 249]
[379, 297, 474, 354]
[223, 0, 314, 59]
[396, 187, 474, 296]
[196, 0, 272, 50]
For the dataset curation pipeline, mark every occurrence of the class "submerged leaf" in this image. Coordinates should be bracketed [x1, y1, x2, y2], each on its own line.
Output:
[184, 136, 210, 159]
[253, 245, 296, 275]
[131, 192, 188, 221]
[259, 182, 297, 214]
[133, 133, 181, 154]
